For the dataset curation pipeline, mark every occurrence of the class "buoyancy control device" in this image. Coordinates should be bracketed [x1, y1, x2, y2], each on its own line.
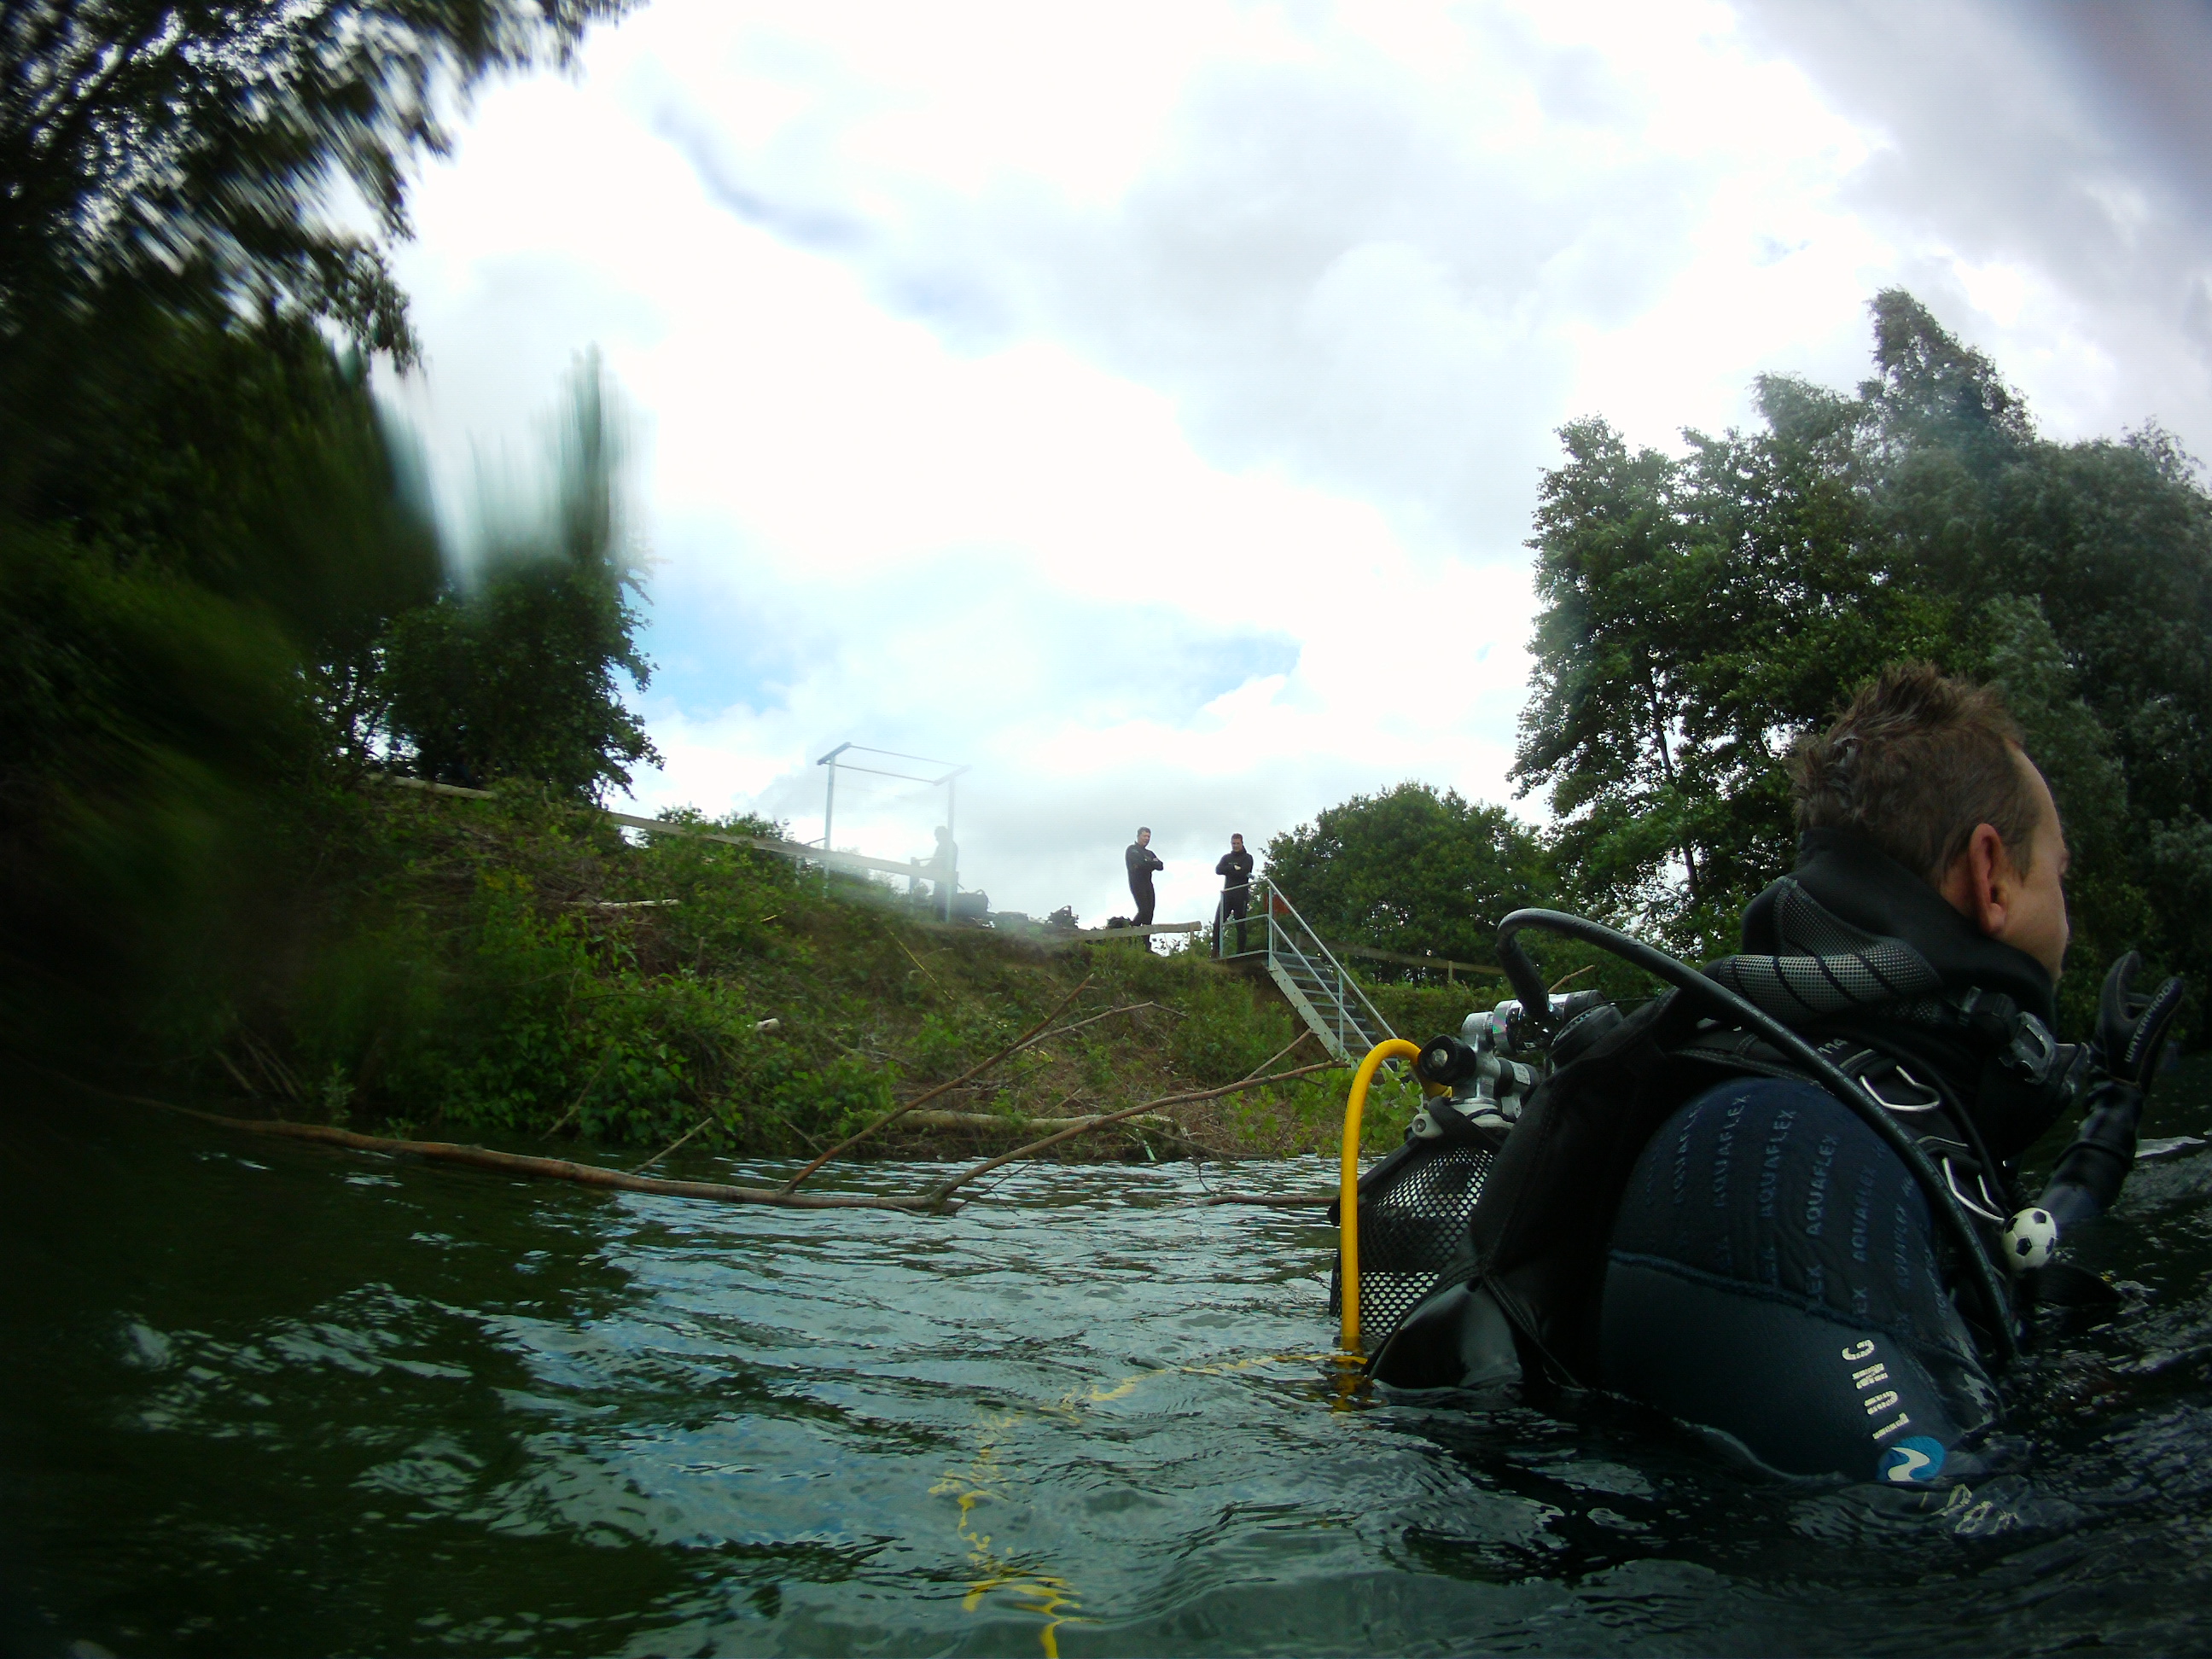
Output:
[1336, 896, 2080, 1393]
[1324, 991, 1610, 1353]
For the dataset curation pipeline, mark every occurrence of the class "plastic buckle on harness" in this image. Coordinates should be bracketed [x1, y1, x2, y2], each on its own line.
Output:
[1861, 1062, 1943, 1115]
[1942, 1157, 2010, 1224]
[2001, 1014, 2059, 1086]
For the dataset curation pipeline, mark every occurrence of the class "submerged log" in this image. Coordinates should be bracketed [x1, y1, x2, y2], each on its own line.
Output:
[896, 1109, 1172, 1132]
[1196, 1192, 1336, 1208]
[168, 1108, 948, 1211]
[923, 1057, 1344, 1205]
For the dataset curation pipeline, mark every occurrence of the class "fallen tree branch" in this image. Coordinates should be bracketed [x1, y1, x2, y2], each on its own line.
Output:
[921, 1057, 1344, 1207]
[544, 1047, 612, 1139]
[894, 934, 947, 997]
[162, 1105, 946, 1211]
[1239, 1028, 1315, 1082]
[1008, 1000, 1156, 1054]
[636, 1109, 721, 1171]
[1138, 1121, 1238, 1162]
[58, 1066, 1311, 1220]
[1196, 1192, 1336, 1208]
[780, 976, 1091, 1191]
[896, 1108, 1173, 1132]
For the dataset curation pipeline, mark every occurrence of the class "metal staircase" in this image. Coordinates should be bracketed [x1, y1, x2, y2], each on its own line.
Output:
[1224, 878, 1394, 1060]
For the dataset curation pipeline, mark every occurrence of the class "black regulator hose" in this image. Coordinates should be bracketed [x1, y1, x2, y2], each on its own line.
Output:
[1497, 908, 2020, 1368]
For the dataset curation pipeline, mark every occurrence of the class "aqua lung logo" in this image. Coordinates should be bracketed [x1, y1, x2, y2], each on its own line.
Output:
[1838, 1339, 1914, 1445]
[1879, 1436, 1947, 1485]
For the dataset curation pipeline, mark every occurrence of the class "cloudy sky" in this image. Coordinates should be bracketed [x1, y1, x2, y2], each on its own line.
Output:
[384, 0, 2212, 928]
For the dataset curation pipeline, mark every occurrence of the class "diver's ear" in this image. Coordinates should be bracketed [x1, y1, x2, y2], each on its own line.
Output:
[1939, 822, 2017, 939]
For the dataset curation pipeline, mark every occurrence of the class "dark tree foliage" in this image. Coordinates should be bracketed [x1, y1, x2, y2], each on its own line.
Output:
[0, 288, 444, 738]
[379, 355, 658, 800]
[1515, 387, 1951, 946]
[1, 0, 631, 358]
[0, 0, 644, 1075]
[1262, 783, 1551, 973]
[1516, 290, 2212, 1017]
[0, 294, 444, 1062]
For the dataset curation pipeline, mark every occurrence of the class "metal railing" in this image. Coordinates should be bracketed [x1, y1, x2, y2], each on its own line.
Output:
[1221, 877, 1394, 1060]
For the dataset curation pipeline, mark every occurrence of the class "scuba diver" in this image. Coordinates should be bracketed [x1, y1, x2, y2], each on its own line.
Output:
[1370, 665, 2185, 1489]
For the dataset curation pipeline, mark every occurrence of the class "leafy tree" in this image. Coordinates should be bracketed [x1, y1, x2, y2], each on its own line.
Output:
[0, 0, 640, 1074]
[378, 355, 658, 800]
[2, 0, 631, 358]
[1516, 289, 2212, 1016]
[1515, 386, 1953, 951]
[1262, 783, 1550, 972]
[0, 294, 450, 1063]
[0, 292, 444, 751]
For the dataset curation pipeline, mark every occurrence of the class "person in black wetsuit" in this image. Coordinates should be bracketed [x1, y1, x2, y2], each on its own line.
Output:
[1598, 666, 2183, 1487]
[1126, 828, 1163, 932]
[1214, 833, 1254, 957]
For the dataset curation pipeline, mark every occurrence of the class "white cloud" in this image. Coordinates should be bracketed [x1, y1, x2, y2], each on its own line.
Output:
[383, 0, 2212, 928]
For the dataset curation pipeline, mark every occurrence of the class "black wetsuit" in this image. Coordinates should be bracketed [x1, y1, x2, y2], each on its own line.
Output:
[1602, 1077, 1998, 1482]
[1126, 841, 1162, 928]
[1214, 847, 1253, 955]
[1598, 830, 2064, 1486]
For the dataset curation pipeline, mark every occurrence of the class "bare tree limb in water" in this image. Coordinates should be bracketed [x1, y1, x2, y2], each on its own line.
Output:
[636, 1107, 725, 1171]
[1196, 1193, 1336, 1208]
[159, 1104, 948, 1211]
[921, 1058, 1344, 1208]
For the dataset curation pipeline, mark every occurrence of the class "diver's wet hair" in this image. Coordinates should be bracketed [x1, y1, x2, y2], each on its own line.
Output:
[1789, 664, 2040, 882]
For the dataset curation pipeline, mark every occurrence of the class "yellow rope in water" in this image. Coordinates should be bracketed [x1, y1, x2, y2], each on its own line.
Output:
[934, 1353, 1337, 1655]
[1339, 1039, 1423, 1353]
[934, 1413, 1083, 1657]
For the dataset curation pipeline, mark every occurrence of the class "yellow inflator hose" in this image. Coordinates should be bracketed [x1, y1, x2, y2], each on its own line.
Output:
[1339, 1037, 1424, 1353]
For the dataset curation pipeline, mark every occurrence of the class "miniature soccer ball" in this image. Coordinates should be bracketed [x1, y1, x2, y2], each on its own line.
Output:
[2001, 1207, 2058, 1272]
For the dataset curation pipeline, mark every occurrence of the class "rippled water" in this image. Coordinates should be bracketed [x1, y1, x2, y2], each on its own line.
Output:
[7, 1066, 2212, 1657]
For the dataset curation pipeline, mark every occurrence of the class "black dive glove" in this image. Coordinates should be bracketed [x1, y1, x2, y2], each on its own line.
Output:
[2038, 953, 2186, 1231]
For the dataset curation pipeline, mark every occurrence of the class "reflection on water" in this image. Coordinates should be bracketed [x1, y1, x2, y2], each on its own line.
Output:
[6, 1062, 2212, 1656]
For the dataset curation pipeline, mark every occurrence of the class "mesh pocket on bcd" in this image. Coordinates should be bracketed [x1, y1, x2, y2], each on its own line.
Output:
[1330, 1142, 1494, 1348]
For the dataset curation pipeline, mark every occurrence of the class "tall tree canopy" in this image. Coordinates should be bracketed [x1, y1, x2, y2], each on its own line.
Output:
[380, 354, 659, 800]
[1263, 783, 1550, 972]
[1516, 291, 2212, 1016]
[2, 0, 631, 358]
[0, 0, 646, 1072]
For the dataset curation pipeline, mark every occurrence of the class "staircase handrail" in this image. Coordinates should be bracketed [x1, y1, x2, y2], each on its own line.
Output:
[1255, 876, 1394, 1044]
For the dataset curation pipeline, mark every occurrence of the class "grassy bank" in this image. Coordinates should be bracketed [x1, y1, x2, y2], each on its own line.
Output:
[195, 784, 1436, 1163]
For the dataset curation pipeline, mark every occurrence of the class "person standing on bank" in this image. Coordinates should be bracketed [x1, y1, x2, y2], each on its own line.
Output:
[1214, 833, 1254, 958]
[1126, 827, 1163, 934]
[929, 825, 957, 922]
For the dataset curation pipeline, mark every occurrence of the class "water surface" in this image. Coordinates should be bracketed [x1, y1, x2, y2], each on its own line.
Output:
[7, 1068, 2212, 1656]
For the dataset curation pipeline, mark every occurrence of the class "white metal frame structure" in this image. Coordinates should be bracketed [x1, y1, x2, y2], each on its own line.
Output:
[818, 744, 971, 918]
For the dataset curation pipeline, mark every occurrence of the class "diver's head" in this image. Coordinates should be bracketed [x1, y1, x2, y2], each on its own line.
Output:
[1789, 663, 2069, 981]
[1137, 826, 1152, 846]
